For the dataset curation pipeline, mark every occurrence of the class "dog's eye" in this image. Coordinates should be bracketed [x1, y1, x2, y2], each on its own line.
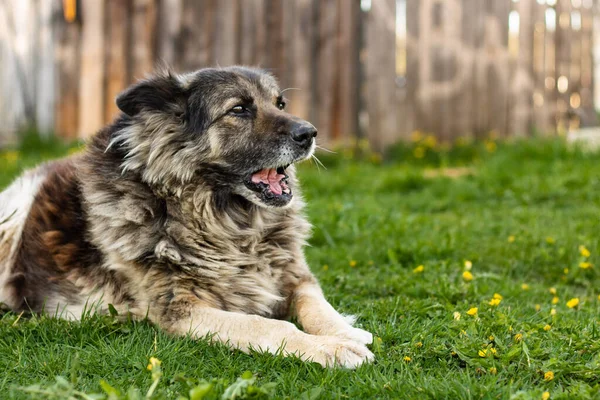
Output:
[277, 101, 286, 110]
[230, 105, 247, 114]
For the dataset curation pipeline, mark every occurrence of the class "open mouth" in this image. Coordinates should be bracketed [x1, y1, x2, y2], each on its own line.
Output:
[246, 164, 293, 206]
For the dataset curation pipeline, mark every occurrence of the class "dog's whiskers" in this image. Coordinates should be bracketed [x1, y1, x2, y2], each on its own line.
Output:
[311, 154, 327, 171]
[280, 87, 301, 95]
[315, 145, 336, 154]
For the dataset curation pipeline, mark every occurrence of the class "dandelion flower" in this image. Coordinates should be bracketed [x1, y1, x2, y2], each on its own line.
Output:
[453, 311, 461, 320]
[462, 271, 474, 281]
[542, 392, 550, 400]
[544, 324, 551, 331]
[566, 298, 580, 308]
[489, 335, 494, 341]
[535, 304, 541, 311]
[598, 294, 600, 301]
[464, 260, 472, 270]
[544, 371, 554, 381]
[466, 307, 478, 316]
[490, 348, 497, 355]
[403, 356, 411, 362]
[563, 268, 569, 274]
[579, 262, 593, 269]
[147, 357, 161, 371]
[478, 349, 487, 357]
[521, 283, 530, 290]
[413, 147, 425, 159]
[550, 308, 557, 316]
[489, 367, 497, 375]
[415, 342, 423, 348]
[489, 298, 501, 306]
[546, 237, 555, 244]
[349, 260, 357, 268]
[579, 245, 591, 258]
[551, 296, 559, 304]
[549, 287, 557, 295]
[493, 293, 503, 300]
[508, 235, 516, 243]
[413, 265, 424, 273]
[322, 264, 329, 271]
[514, 333, 523, 342]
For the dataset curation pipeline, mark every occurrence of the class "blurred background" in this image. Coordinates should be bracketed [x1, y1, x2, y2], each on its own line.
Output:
[0, 0, 599, 151]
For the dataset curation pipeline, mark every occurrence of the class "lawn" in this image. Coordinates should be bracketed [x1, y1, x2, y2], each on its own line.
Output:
[1, 136, 600, 399]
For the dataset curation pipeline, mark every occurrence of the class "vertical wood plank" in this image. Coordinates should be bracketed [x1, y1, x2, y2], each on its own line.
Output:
[104, 0, 130, 123]
[213, 0, 238, 66]
[337, 0, 361, 141]
[131, 0, 157, 79]
[366, 0, 397, 151]
[78, 0, 105, 138]
[555, 0, 572, 133]
[531, 1, 549, 133]
[157, 0, 183, 69]
[405, 0, 421, 137]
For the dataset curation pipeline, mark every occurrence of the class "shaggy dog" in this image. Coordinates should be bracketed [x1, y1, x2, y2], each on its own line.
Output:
[0, 66, 373, 368]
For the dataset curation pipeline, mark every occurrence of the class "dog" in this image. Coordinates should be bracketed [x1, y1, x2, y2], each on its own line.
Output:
[0, 66, 374, 368]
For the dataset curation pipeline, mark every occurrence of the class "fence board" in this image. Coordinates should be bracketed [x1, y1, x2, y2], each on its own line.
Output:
[366, 0, 397, 151]
[78, 0, 104, 137]
[105, 0, 131, 123]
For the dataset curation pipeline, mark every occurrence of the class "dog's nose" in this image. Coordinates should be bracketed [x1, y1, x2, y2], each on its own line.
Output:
[291, 124, 317, 147]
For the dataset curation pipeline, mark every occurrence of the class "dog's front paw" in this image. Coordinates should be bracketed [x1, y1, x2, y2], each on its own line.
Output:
[337, 326, 373, 345]
[306, 336, 374, 369]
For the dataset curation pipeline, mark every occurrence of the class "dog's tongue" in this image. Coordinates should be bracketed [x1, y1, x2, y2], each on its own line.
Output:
[251, 168, 286, 195]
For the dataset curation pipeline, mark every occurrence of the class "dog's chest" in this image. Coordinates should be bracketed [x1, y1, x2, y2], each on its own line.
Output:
[166, 205, 302, 317]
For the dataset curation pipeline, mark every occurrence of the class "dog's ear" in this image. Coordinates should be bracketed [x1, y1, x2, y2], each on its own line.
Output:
[116, 74, 186, 117]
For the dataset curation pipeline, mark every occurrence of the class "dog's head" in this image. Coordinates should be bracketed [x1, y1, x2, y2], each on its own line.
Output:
[112, 66, 317, 208]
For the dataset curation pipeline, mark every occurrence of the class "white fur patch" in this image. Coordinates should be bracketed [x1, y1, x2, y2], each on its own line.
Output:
[0, 168, 47, 307]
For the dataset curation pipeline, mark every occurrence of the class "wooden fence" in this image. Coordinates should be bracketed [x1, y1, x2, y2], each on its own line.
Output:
[0, 0, 597, 150]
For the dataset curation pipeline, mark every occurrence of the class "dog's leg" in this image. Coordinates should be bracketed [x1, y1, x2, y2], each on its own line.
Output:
[293, 281, 374, 346]
[158, 298, 373, 369]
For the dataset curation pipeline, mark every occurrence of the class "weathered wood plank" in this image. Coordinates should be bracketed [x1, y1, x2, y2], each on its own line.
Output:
[366, 0, 396, 151]
[104, 0, 130, 123]
[131, 0, 157, 79]
[78, 0, 105, 138]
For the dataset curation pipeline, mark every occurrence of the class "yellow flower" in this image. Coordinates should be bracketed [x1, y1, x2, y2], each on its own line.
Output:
[423, 135, 437, 148]
[415, 342, 423, 348]
[322, 264, 329, 271]
[488, 335, 494, 341]
[147, 357, 161, 371]
[478, 349, 488, 357]
[490, 347, 497, 355]
[349, 260, 357, 267]
[1, 150, 20, 164]
[462, 271, 473, 281]
[453, 311, 461, 320]
[550, 308, 557, 316]
[544, 371, 554, 381]
[549, 287, 557, 295]
[535, 304, 541, 311]
[514, 333, 523, 342]
[579, 245, 591, 258]
[542, 392, 550, 400]
[466, 307, 478, 316]
[579, 262, 593, 269]
[413, 265, 425, 273]
[489, 367, 497, 375]
[489, 298, 501, 306]
[493, 293, 503, 300]
[464, 260, 472, 270]
[413, 147, 425, 159]
[546, 237, 555, 244]
[508, 235, 516, 243]
[566, 298, 580, 308]
[598, 294, 600, 301]
[543, 324, 551, 331]
[403, 356, 411, 362]
[410, 130, 423, 142]
[552, 296, 559, 304]
[564, 268, 569, 274]
[521, 283, 530, 290]
[485, 141, 497, 153]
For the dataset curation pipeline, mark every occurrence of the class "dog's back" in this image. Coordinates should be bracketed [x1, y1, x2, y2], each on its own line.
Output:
[0, 167, 48, 308]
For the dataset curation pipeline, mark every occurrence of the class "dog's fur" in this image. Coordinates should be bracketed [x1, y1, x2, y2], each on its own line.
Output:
[0, 66, 373, 368]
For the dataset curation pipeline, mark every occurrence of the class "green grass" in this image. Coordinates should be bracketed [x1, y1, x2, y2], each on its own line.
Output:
[1, 137, 600, 399]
